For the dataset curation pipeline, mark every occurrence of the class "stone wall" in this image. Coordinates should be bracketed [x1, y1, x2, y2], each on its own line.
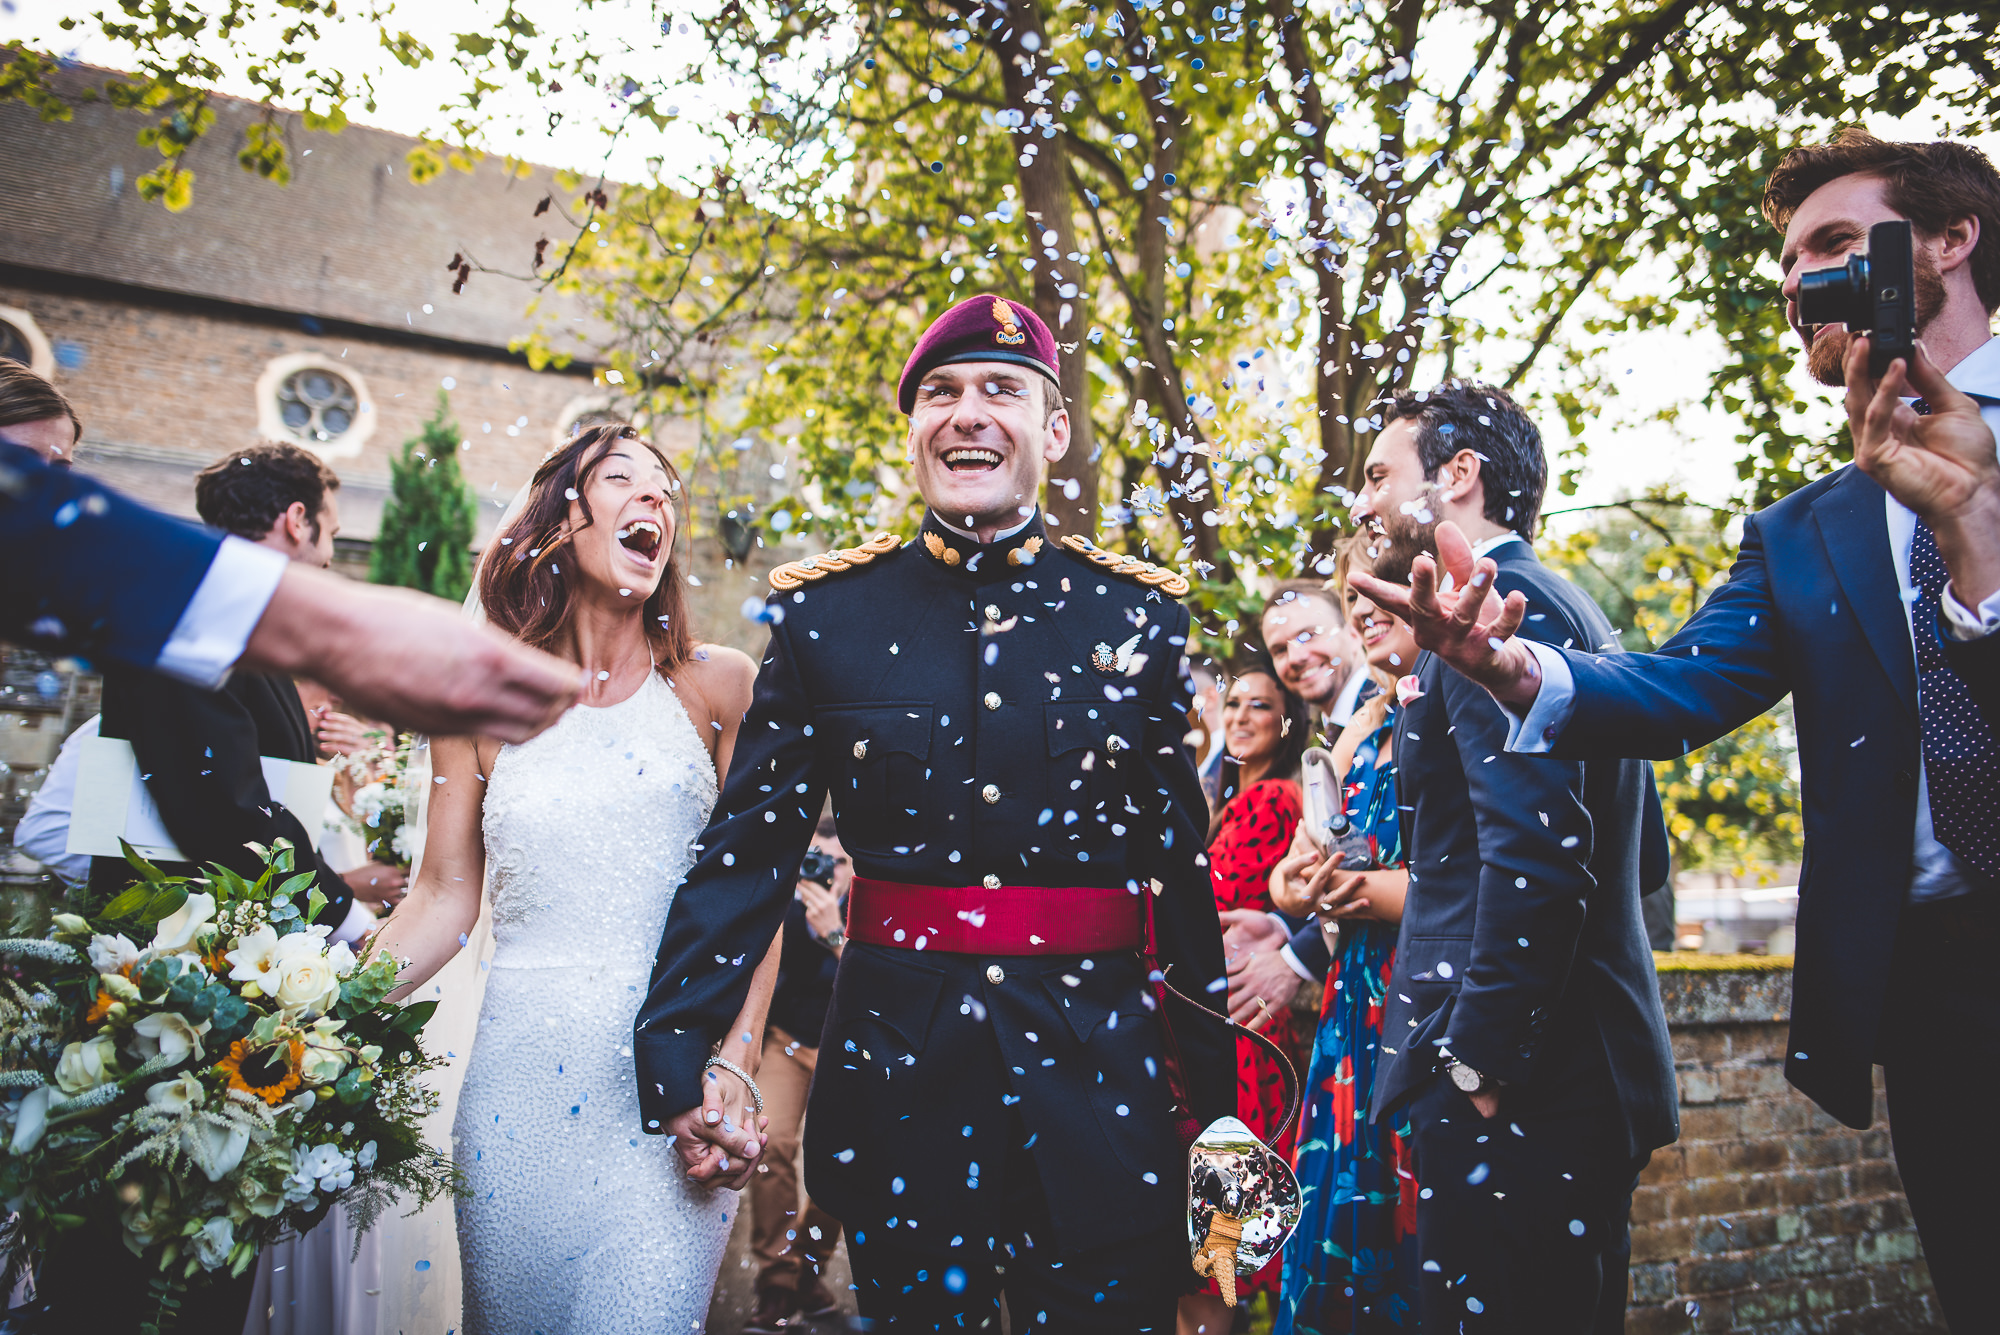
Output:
[1628, 958, 1941, 1333]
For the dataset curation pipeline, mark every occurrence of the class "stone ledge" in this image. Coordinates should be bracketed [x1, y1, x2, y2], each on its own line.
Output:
[1656, 955, 1794, 1026]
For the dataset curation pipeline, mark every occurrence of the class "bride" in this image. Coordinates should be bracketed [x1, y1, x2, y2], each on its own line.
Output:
[368, 423, 776, 1333]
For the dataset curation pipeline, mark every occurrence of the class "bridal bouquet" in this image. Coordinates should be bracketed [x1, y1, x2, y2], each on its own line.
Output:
[0, 840, 458, 1327]
[335, 729, 416, 868]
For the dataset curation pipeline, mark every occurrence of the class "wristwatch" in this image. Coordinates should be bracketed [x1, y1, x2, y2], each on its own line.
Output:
[1445, 1057, 1491, 1095]
[819, 928, 846, 953]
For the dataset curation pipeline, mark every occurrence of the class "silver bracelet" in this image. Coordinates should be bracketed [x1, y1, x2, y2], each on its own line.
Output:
[703, 1055, 764, 1116]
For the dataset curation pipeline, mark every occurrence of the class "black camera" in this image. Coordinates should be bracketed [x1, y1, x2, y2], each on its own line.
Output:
[799, 847, 838, 888]
[1796, 220, 1916, 379]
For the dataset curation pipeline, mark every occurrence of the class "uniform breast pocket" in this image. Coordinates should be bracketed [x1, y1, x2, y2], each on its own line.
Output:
[1045, 700, 1149, 822]
[817, 703, 932, 854]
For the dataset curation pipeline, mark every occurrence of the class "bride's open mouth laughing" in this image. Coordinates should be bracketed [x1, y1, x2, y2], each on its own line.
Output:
[615, 518, 663, 566]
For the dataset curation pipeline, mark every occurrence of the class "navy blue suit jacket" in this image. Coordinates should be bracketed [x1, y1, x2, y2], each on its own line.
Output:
[1541, 464, 1996, 1129]
[1, 442, 220, 671]
[1372, 544, 1678, 1161]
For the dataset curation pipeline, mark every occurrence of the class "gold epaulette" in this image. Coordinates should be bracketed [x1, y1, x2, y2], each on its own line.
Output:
[1057, 535, 1191, 597]
[768, 532, 901, 591]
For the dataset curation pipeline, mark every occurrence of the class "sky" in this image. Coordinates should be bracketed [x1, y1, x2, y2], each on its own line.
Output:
[5, 0, 1995, 524]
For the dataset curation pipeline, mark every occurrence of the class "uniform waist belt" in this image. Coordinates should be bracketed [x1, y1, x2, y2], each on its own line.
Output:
[847, 877, 1145, 955]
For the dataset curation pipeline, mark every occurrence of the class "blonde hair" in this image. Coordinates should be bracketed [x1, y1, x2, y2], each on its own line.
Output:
[1329, 534, 1398, 734]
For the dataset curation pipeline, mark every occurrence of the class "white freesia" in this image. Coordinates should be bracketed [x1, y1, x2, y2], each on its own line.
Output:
[224, 924, 285, 994]
[147, 891, 216, 954]
[54, 1035, 119, 1094]
[287, 1142, 355, 1196]
[189, 1215, 235, 1270]
[87, 933, 141, 974]
[184, 1118, 251, 1182]
[8, 1086, 53, 1155]
[355, 1139, 378, 1170]
[144, 1072, 206, 1112]
[131, 1011, 209, 1065]
[324, 939, 358, 978]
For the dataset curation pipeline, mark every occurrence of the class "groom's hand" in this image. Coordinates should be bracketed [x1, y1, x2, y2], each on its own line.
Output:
[667, 1067, 768, 1191]
[1350, 521, 1541, 710]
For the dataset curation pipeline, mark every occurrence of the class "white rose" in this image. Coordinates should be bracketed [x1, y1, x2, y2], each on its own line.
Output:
[237, 1173, 287, 1219]
[189, 1215, 235, 1270]
[120, 1182, 170, 1253]
[54, 1035, 119, 1093]
[324, 939, 358, 978]
[184, 1119, 251, 1182]
[8, 1086, 53, 1155]
[276, 953, 340, 1017]
[147, 891, 216, 955]
[87, 933, 141, 974]
[144, 1073, 206, 1112]
[298, 1042, 349, 1088]
[131, 1011, 208, 1065]
[224, 924, 284, 995]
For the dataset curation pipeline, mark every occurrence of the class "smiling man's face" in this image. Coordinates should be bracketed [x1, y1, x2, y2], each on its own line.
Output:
[906, 361, 1068, 538]
[1779, 172, 1948, 386]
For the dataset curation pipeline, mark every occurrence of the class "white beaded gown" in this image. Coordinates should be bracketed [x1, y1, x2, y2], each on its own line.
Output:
[452, 671, 733, 1334]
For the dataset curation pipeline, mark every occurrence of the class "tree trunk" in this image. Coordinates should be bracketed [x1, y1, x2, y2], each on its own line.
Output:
[1000, 0, 1098, 537]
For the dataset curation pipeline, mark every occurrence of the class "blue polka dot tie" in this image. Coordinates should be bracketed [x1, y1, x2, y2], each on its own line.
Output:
[1909, 515, 2000, 880]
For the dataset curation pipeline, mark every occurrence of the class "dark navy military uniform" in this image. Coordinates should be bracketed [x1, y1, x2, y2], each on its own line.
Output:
[635, 510, 1231, 1331]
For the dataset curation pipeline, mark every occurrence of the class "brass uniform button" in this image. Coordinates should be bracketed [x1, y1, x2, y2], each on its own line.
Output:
[984, 692, 1002, 711]
[986, 965, 1006, 985]
[852, 740, 869, 760]
[1106, 735, 1127, 754]
[981, 784, 1001, 805]
[985, 604, 1002, 622]
[983, 874, 1002, 890]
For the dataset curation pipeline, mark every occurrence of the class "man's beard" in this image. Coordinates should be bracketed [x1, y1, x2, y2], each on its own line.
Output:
[1804, 244, 1947, 386]
[1366, 509, 1437, 587]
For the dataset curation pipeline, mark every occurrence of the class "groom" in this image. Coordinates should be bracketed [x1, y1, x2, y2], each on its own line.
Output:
[635, 295, 1232, 1331]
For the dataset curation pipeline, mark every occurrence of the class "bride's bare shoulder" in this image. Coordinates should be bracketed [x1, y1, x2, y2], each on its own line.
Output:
[674, 644, 757, 719]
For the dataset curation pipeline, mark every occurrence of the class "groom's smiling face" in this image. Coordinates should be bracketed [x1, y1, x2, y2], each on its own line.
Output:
[570, 443, 677, 600]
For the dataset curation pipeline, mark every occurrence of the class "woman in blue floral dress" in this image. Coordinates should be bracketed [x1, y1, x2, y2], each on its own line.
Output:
[1273, 562, 1419, 1335]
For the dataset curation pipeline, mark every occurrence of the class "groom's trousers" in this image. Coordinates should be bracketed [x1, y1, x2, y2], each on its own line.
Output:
[846, 1098, 1183, 1333]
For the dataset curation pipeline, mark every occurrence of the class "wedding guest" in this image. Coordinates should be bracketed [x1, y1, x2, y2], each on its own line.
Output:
[10, 713, 100, 882]
[1271, 542, 1417, 1335]
[1182, 662, 1312, 1335]
[747, 815, 851, 1334]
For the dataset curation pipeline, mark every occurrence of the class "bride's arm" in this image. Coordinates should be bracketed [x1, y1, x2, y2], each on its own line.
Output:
[369, 733, 489, 1000]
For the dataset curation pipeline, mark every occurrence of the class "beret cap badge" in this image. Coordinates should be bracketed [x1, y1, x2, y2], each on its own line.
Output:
[991, 297, 1027, 346]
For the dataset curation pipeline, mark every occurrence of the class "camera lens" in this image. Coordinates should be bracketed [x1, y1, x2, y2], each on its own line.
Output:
[1796, 253, 1869, 329]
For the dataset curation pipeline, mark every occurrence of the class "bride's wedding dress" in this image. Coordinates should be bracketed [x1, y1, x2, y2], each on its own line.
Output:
[452, 671, 733, 1334]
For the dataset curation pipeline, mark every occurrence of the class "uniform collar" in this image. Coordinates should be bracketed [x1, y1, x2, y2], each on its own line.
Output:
[918, 508, 1049, 575]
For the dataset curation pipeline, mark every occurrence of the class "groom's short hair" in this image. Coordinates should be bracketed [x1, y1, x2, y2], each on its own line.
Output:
[195, 442, 342, 543]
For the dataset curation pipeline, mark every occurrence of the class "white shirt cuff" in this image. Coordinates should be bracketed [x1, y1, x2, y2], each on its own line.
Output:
[1940, 582, 2000, 641]
[1501, 639, 1577, 753]
[1279, 944, 1316, 981]
[152, 536, 288, 689]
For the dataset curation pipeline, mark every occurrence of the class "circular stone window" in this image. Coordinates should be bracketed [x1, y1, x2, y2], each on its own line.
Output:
[0, 306, 56, 378]
[256, 353, 375, 459]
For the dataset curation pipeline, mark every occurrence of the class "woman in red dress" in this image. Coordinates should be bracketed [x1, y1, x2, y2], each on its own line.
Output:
[1181, 662, 1313, 1335]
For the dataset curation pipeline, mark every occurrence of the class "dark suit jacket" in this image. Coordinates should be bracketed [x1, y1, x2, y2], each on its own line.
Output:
[1538, 463, 1995, 1129]
[634, 512, 1231, 1253]
[89, 664, 353, 926]
[1, 442, 221, 672]
[1372, 543, 1679, 1161]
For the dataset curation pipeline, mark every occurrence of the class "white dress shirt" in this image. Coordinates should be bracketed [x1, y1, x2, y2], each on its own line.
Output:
[152, 535, 289, 690]
[1508, 336, 2000, 903]
[12, 713, 101, 881]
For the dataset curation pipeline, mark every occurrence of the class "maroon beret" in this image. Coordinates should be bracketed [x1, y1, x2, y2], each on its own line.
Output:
[897, 294, 1060, 413]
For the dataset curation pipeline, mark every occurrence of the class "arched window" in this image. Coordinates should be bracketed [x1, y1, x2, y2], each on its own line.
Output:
[0, 306, 55, 378]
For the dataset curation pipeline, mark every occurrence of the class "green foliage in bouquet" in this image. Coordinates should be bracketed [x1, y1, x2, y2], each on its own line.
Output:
[0, 840, 460, 1332]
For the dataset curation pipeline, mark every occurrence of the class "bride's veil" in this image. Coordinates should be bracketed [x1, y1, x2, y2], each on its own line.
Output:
[371, 478, 534, 1334]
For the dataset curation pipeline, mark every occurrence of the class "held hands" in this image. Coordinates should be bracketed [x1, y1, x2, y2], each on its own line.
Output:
[668, 1067, 768, 1191]
[1349, 523, 1543, 712]
[1846, 336, 2000, 608]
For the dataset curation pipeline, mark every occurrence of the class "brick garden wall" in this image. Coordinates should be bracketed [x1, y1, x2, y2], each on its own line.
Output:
[1627, 960, 1942, 1333]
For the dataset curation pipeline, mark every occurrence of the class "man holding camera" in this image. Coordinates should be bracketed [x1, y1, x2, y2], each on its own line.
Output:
[1358, 130, 2000, 1329]
[747, 816, 851, 1333]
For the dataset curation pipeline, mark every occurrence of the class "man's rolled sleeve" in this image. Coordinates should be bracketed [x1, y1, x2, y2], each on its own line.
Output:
[1500, 638, 1577, 753]
[153, 537, 288, 689]
[1941, 584, 2000, 641]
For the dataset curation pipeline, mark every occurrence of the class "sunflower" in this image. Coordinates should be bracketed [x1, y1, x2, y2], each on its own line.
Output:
[215, 1036, 305, 1105]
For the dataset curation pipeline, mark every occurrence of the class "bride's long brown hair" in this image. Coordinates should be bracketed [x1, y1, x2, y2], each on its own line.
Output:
[477, 423, 695, 675]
